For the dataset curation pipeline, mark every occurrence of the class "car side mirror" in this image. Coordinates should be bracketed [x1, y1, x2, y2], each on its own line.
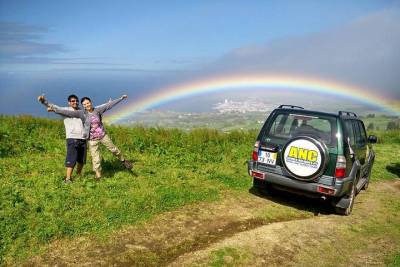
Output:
[368, 135, 377, 144]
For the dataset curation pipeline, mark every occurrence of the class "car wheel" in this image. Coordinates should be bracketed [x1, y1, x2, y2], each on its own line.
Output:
[335, 181, 356, 216]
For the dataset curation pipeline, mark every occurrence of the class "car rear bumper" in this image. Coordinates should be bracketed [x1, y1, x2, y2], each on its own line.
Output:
[248, 160, 357, 197]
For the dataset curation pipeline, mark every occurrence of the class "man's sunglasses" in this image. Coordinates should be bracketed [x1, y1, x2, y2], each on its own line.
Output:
[69, 100, 79, 103]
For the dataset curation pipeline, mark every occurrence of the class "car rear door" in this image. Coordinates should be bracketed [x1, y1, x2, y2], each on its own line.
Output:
[353, 120, 367, 165]
[355, 120, 369, 176]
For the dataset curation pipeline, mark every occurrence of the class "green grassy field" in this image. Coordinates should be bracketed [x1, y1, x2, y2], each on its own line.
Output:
[124, 112, 399, 132]
[0, 115, 255, 264]
[360, 115, 399, 131]
[0, 115, 399, 265]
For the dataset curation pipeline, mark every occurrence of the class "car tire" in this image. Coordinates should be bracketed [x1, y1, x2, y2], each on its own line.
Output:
[335, 181, 356, 216]
[281, 136, 329, 181]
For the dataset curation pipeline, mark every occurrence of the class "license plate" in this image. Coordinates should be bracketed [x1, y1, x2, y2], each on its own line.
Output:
[258, 151, 277, 165]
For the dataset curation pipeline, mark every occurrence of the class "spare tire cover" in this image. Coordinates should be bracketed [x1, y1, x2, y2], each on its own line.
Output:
[282, 136, 328, 180]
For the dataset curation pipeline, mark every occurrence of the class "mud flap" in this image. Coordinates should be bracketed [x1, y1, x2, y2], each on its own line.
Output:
[333, 196, 351, 209]
[333, 160, 361, 209]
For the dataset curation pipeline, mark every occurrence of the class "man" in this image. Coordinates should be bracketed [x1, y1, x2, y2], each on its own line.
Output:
[38, 94, 87, 183]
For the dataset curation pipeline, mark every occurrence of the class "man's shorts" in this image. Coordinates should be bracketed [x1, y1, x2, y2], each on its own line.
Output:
[65, 139, 87, 167]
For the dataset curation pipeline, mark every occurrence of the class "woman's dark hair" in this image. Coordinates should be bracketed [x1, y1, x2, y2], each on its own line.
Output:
[68, 94, 79, 102]
[80, 97, 92, 104]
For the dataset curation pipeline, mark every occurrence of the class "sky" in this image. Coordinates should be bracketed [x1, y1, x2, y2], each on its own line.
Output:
[0, 0, 399, 117]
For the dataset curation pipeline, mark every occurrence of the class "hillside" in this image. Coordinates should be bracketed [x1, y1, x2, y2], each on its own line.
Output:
[0, 115, 399, 266]
[118, 110, 400, 132]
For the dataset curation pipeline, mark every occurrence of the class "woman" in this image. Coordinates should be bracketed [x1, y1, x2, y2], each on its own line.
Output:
[45, 95, 132, 179]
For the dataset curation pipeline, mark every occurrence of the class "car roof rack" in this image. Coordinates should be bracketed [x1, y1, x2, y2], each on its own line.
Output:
[278, 104, 304, 109]
[338, 111, 357, 117]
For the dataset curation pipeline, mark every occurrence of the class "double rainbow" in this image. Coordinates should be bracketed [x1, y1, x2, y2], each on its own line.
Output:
[105, 75, 399, 124]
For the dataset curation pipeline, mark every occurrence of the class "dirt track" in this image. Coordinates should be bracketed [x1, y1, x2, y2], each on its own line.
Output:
[25, 180, 400, 266]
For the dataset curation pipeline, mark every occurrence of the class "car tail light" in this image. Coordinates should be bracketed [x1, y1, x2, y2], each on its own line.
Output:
[335, 155, 346, 178]
[252, 141, 260, 161]
[317, 186, 335, 195]
[252, 151, 258, 161]
[251, 171, 265, 180]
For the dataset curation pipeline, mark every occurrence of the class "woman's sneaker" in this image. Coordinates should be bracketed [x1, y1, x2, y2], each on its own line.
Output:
[122, 160, 133, 169]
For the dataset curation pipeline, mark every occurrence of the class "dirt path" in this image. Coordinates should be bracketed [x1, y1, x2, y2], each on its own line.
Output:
[25, 180, 400, 267]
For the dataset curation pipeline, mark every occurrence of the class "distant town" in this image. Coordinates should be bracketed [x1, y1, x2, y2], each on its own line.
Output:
[118, 98, 399, 132]
[213, 99, 275, 114]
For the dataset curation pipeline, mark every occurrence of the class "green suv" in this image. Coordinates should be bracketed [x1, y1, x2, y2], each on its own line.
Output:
[248, 105, 377, 215]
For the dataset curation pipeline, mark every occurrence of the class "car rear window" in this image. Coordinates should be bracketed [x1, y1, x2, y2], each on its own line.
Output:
[261, 112, 337, 147]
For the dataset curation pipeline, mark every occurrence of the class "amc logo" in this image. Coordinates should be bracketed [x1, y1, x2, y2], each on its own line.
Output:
[287, 146, 318, 162]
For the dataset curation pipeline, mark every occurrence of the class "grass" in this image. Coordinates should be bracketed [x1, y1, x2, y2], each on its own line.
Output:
[387, 253, 400, 267]
[369, 129, 400, 180]
[0, 115, 399, 265]
[0, 115, 255, 264]
[201, 184, 400, 267]
[209, 247, 252, 267]
[292, 187, 400, 267]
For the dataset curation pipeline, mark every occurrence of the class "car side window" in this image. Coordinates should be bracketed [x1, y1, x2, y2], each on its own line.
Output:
[352, 120, 367, 147]
[269, 114, 284, 135]
[268, 114, 294, 137]
[357, 121, 367, 146]
[344, 120, 355, 146]
[352, 120, 361, 146]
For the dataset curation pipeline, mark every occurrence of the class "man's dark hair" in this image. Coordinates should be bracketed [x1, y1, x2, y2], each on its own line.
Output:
[68, 94, 79, 102]
[81, 97, 92, 104]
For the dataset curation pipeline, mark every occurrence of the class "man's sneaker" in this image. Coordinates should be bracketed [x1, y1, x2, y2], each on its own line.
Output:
[64, 178, 72, 184]
[122, 160, 133, 169]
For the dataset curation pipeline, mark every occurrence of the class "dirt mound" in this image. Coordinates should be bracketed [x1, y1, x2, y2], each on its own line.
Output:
[26, 180, 400, 266]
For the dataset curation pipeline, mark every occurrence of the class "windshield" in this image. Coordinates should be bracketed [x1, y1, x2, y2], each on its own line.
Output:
[261, 112, 337, 147]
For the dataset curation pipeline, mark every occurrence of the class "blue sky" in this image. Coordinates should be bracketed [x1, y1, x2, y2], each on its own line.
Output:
[0, 0, 399, 116]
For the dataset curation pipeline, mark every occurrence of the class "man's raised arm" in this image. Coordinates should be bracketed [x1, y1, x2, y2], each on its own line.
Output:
[37, 95, 63, 110]
[51, 106, 83, 118]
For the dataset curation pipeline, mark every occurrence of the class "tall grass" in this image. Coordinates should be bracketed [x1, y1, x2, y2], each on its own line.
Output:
[0, 115, 256, 263]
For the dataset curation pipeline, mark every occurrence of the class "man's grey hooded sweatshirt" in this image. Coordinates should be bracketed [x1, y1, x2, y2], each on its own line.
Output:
[39, 104, 85, 139]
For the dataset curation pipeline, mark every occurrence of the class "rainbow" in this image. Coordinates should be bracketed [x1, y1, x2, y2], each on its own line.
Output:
[105, 75, 400, 124]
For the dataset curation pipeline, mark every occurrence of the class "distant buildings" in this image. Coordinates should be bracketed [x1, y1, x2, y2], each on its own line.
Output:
[213, 98, 274, 113]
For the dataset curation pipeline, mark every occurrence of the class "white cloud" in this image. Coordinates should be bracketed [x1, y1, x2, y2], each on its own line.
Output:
[205, 8, 400, 98]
